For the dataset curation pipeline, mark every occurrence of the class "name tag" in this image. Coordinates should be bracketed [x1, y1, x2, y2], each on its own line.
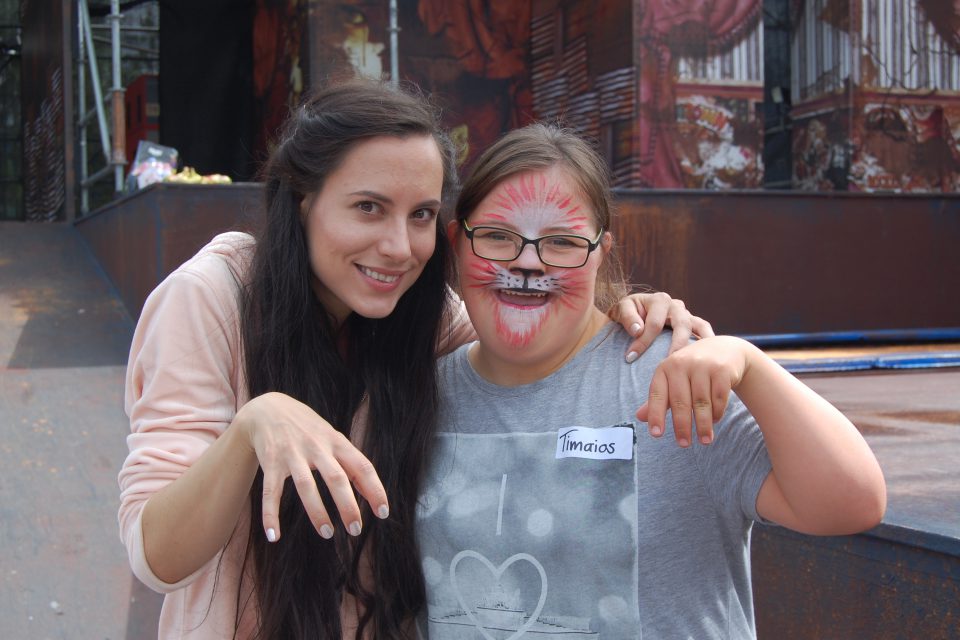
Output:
[555, 424, 634, 460]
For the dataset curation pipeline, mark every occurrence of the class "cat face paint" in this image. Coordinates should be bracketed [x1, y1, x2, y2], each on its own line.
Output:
[457, 167, 603, 351]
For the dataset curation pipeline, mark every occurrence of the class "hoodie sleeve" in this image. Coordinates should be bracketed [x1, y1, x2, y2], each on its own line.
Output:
[437, 287, 477, 356]
[118, 236, 247, 592]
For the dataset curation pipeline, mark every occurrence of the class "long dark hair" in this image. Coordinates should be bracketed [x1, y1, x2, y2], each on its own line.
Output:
[238, 79, 458, 639]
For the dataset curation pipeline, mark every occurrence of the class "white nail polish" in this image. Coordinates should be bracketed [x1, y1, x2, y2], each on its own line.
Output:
[629, 322, 641, 336]
[377, 505, 390, 519]
[625, 351, 639, 364]
[320, 524, 334, 539]
[266, 528, 277, 542]
[348, 521, 362, 536]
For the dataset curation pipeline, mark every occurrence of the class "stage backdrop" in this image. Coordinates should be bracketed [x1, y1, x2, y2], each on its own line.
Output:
[159, 0, 257, 181]
[165, 0, 960, 193]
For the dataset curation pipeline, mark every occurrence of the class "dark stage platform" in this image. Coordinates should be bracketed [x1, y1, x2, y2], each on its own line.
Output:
[1, 219, 957, 638]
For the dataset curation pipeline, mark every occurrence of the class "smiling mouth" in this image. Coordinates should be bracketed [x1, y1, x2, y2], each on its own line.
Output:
[358, 265, 401, 283]
[498, 288, 549, 307]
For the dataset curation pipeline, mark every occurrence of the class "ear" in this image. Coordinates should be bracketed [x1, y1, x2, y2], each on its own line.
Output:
[446, 219, 461, 254]
[299, 194, 312, 225]
[600, 230, 613, 256]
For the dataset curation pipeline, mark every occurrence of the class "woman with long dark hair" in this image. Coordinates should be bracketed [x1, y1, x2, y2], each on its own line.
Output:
[118, 80, 709, 639]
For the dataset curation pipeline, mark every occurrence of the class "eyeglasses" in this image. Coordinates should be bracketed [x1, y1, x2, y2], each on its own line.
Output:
[461, 219, 603, 269]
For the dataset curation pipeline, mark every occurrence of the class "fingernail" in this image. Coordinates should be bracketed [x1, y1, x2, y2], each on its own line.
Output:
[625, 351, 639, 364]
[377, 504, 390, 519]
[266, 528, 277, 543]
[678, 438, 690, 448]
[629, 322, 641, 336]
[650, 425, 663, 436]
[348, 521, 362, 536]
[700, 435, 712, 445]
[320, 524, 334, 539]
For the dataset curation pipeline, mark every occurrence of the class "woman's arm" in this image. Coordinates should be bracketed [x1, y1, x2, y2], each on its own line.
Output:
[139, 391, 387, 584]
[636, 336, 886, 536]
[609, 292, 714, 360]
[121, 250, 386, 588]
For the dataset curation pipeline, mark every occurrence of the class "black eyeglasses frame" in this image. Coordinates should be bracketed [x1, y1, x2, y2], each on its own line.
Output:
[460, 219, 604, 269]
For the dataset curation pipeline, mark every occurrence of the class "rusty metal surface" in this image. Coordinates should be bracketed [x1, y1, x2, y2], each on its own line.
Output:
[75, 182, 263, 319]
[753, 368, 960, 639]
[612, 190, 960, 336]
[0, 222, 161, 639]
[77, 186, 960, 337]
[753, 524, 959, 640]
[803, 369, 960, 539]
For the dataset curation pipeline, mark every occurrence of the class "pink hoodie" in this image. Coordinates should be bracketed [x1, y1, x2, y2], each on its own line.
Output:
[118, 232, 474, 638]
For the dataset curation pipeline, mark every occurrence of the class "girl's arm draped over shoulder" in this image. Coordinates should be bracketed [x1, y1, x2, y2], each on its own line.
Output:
[637, 335, 885, 536]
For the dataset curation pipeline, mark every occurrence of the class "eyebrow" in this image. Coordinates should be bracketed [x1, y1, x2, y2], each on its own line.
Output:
[349, 190, 441, 209]
[473, 218, 587, 235]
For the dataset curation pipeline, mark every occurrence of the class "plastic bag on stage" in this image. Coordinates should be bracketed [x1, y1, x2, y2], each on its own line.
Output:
[127, 141, 179, 191]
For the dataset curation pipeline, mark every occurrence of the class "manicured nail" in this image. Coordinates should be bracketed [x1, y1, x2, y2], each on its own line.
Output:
[625, 351, 639, 364]
[629, 322, 641, 336]
[320, 524, 334, 539]
[348, 521, 362, 536]
[266, 528, 277, 543]
[377, 504, 390, 519]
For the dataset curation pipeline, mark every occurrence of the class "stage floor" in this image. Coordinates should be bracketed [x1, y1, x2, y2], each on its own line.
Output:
[1, 221, 957, 638]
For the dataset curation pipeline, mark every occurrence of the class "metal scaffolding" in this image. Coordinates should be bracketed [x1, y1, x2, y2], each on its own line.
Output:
[75, 0, 158, 215]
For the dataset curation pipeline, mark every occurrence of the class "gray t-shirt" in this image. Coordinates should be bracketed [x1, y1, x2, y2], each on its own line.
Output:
[416, 326, 773, 640]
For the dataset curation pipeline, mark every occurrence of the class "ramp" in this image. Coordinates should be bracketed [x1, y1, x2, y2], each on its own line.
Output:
[0, 222, 162, 639]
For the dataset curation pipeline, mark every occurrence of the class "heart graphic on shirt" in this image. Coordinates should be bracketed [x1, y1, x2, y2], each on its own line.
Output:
[449, 550, 548, 640]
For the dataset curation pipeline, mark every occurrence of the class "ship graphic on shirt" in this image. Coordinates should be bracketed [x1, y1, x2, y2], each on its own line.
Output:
[426, 581, 600, 639]
[418, 430, 639, 639]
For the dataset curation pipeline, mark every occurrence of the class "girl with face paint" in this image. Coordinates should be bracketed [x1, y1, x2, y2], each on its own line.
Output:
[417, 123, 886, 640]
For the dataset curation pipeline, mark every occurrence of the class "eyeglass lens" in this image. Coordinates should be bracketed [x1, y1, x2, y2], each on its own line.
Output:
[471, 227, 590, 267]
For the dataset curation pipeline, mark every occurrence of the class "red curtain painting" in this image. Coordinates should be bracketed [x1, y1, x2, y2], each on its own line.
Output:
[635, 0, 761, 187]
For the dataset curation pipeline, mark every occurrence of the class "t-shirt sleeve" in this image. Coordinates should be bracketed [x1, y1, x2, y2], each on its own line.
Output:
[436, 288, 477, 356]
[693, 393, 773, 524]
[117, 254, 242, 593]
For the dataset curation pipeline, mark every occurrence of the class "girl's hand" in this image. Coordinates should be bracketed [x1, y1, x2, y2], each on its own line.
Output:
[234, 391, 389, 543]
[635, 336, 752, 447]
[610, 292, 715, 362]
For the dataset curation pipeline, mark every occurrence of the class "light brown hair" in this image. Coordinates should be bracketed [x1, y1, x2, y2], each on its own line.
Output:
[455, 122, 629, 311]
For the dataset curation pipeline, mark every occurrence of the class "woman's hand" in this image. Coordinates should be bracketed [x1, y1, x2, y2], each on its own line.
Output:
[635, 336, 750, 447]
[610, 292, 714, 362]
[234, 392, 389, 543]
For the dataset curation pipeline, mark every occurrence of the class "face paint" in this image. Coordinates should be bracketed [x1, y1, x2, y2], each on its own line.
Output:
[460, 169, 599, 349]
[485, 172, 592, 237]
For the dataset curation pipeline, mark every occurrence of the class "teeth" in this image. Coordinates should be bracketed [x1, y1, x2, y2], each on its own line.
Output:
[505, 290, 547, 297]
[360, 267, 400, 283]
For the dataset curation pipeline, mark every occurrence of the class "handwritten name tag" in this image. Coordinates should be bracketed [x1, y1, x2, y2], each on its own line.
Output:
[555, 424, 634, 460]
